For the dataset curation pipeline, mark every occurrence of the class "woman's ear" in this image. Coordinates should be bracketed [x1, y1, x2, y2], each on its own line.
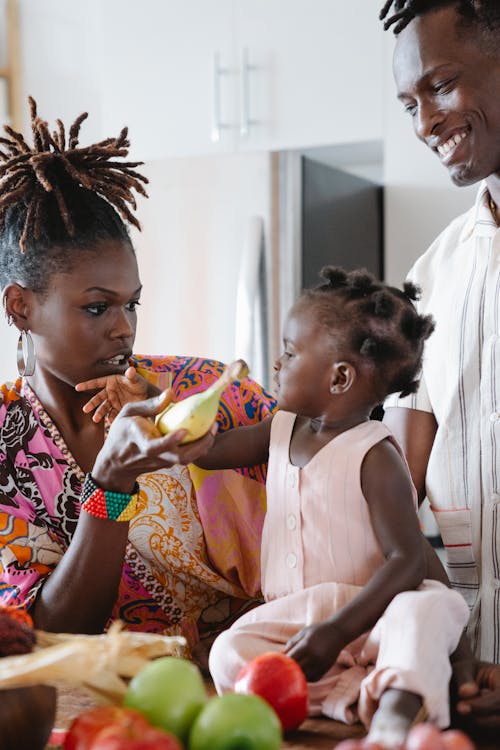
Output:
[330, 361, 356, 394]
[3, 283, 31, 329]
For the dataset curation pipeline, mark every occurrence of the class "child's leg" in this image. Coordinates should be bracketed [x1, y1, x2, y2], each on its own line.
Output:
[358, 580, 469, 747]
[368, 689, 424, 749]
[209, 581, 365, 702]
[209, 600, 304, 693]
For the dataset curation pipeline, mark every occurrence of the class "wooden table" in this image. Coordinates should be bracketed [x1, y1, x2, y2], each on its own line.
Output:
[47, 686, 497, 750]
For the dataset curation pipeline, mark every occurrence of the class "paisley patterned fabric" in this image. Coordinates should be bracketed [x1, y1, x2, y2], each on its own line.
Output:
[0, 357, 276, 645]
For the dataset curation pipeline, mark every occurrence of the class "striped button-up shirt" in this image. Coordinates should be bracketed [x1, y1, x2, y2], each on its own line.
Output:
[386, 182, 500, 662]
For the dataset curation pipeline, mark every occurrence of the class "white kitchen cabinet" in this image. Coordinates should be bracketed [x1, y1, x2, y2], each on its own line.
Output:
[98, 0, 239, 160]
[17, 1, 383, 161]
[233, 0, 384, 152]
[97, 0, 383, 160]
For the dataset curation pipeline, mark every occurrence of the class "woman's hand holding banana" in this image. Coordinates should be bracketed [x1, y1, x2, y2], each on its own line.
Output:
[91, 390, 217, 494]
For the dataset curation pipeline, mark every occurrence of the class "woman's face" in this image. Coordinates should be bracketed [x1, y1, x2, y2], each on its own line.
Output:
[28, 239, 141, 387]
[393, 6, 500, 186]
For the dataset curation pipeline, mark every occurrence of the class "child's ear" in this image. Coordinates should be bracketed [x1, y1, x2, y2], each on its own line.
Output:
[330, 361, 356, 394]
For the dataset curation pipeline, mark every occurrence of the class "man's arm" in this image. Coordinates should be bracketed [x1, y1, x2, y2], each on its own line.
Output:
[383, 406, 437, 504]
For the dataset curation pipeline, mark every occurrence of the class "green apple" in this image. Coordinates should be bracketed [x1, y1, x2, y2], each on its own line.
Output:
[188, 693, 282, 750]
[124, 656, 208, 745]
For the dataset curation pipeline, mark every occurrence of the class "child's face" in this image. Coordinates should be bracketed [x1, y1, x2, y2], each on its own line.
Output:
[274, 300, 338, 415]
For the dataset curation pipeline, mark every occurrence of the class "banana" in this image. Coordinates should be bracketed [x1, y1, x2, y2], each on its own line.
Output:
[155, 359, 249, 444]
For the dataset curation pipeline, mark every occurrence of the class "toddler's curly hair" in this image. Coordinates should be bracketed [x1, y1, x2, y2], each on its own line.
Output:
[302, 266, 435, 400]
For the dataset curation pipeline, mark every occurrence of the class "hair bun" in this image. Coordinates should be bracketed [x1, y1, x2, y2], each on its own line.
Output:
[319, 266, 348, 288]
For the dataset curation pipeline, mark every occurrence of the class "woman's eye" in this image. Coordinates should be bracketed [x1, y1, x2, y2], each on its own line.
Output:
[126, 300, 141, 312]
[85, 303, 107, 316]
[404, 102, 417, 117]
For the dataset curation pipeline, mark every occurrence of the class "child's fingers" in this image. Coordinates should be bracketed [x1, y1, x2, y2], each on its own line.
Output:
[107, 407, 118, 424]
[124, 366, 137, 380]
[75, 377, 107, 393]
[81, 390, 107, 413]
[91, 399, 111, 423]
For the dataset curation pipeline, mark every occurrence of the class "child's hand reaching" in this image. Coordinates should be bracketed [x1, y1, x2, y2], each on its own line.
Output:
[75, 366, 157, 423]
[284, 621, 345, 682]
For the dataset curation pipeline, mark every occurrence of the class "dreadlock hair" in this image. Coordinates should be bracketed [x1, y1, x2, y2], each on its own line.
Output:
[301, 266, 435, 401]
[380, 0, 500, 38]
[0, 97, 149, 294]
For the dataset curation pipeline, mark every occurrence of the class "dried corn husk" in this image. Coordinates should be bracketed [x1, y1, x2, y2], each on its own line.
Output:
[0, 620, 187, 704]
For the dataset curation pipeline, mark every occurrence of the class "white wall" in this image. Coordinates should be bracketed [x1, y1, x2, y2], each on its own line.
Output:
[0, 3, 482, 383]
[132, 152, 272, 364]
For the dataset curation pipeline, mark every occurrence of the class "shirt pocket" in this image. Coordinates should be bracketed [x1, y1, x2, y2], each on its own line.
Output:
[431, 507, 479, 606]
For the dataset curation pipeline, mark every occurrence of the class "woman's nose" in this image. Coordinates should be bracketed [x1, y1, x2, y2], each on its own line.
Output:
[111, 308, 134, 340]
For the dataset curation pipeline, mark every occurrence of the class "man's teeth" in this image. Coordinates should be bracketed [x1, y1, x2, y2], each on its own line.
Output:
[437, 131, 467, 156]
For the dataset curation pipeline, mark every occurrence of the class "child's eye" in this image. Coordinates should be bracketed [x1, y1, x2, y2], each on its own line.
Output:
[126, 300, 141, 312]
[84, 303, 107, 316]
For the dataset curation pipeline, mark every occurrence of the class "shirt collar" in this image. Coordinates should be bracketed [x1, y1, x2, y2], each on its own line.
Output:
[459, 181, 498, 241]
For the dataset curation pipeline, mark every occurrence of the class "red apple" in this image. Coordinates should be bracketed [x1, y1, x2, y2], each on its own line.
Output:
[64, 705, 181, 750]
[406, 723, 445, 750]
[441, 729, 476, 750]
[234, 651, 308, 732]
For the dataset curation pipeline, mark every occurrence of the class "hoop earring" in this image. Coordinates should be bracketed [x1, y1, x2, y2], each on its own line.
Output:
[17, 329, 36, 377]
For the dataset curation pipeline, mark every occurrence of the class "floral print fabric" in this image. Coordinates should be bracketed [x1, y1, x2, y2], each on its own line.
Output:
[0, 356, 275, 644]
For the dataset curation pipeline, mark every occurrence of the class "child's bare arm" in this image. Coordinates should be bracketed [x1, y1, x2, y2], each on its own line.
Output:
[334, 438, 426, 634]
[286, 438, 425, 680]
[76, 367, 273, 469]
[195, 416, 273, 470]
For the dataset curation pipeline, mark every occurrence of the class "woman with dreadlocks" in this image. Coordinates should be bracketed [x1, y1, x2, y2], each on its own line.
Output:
[0, 98, 274, 651]
[380, 0, 500, 733]
[179, 266, 471, 748]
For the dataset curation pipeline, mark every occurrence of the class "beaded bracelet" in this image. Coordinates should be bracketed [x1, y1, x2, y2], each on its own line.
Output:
[81, 474, 140, 522]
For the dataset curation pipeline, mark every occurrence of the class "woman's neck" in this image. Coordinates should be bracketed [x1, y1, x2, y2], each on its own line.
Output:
[26, 370, 98, 434]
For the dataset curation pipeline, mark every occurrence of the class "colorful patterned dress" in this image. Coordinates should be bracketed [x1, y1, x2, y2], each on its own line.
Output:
[0, 355, 275, 646]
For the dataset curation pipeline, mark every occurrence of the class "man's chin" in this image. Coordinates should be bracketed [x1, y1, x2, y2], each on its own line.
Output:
[448, 161, 487, 188]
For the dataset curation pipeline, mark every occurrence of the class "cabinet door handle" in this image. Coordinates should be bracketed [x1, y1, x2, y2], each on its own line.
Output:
[211, 52, 236, 143]
[240, 47, 257, 138]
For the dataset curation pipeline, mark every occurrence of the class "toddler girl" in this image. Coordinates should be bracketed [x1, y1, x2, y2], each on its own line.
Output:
[197, 267, 469, 748]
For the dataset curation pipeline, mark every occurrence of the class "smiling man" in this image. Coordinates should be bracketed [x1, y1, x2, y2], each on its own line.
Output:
[379, 0, 500, 734]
